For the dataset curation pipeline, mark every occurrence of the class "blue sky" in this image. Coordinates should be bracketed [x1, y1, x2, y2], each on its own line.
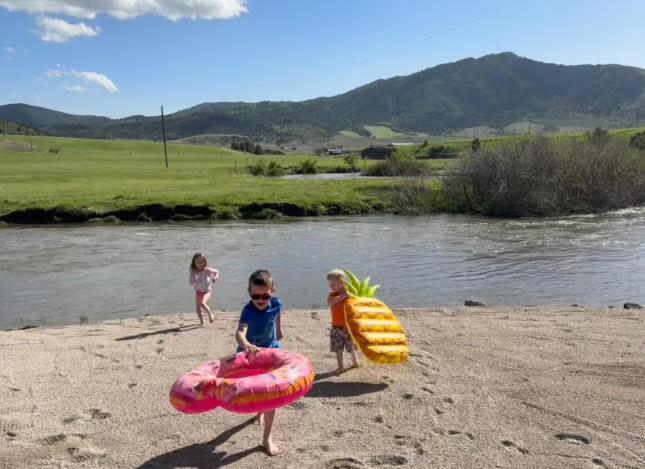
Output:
[1, 0, 644, 117]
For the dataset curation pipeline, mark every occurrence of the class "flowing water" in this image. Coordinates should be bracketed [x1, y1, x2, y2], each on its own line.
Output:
[1, 209, 644, 328]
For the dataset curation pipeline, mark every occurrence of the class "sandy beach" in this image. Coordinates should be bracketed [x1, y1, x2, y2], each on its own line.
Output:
[0, 306, 643, 468]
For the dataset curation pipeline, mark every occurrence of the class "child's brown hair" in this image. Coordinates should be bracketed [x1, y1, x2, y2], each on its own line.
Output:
[248, 270, 274, 290]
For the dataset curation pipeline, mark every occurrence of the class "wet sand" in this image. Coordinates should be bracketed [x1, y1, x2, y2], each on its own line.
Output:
[1, 306, 643, 468]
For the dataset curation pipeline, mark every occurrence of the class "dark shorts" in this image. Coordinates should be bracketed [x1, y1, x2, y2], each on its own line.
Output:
[330, 326, 355, 353]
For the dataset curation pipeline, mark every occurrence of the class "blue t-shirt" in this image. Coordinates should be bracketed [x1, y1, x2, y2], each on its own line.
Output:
[237, 297, 283, 351]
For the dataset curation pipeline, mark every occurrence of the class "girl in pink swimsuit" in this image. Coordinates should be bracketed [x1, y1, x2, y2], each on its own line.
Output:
[189, 252, 219, 324]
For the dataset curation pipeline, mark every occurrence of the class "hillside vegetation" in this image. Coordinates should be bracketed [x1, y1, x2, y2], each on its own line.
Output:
[1, 53, 644, 142]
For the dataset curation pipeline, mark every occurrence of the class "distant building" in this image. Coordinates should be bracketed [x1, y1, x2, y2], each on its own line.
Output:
[327, 147, 346, 155]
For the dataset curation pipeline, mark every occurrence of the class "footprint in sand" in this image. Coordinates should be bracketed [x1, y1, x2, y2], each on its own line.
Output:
[592, 457, 608, 468]
[370, 455, 408, 466]
[88, 409, 111, 420]
[501, 439, 529, 455]
[62, 415, 80, 424]
[434, 407, 444, 415]
[442, 397, 454, 404]
[324, 457, 365, 469]
[555, 433, 590, 445]
[157, 339, 164, 345]
[421, 386, 434, 394]
[402, 393, 414, 400]
[128, 382, 137, 388]
[156, 347, 164, 354]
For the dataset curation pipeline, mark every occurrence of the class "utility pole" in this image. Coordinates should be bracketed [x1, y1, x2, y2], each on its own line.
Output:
[161, 105, 168, 168]
[29, 129, 33, 152]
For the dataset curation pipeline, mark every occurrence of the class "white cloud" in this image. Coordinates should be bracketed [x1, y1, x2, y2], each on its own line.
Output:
[37, 16, 99, 43]
[45, 68, 119, 93]
[46, 68, 65, 78]
[0, 0, 248, 21]
[65, 85, 86, 92]
[70, 70, 119, 93]
[3, 45, 16, 56]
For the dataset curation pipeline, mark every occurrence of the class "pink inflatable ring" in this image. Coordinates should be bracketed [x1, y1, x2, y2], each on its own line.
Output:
[169, 349, 315, 414]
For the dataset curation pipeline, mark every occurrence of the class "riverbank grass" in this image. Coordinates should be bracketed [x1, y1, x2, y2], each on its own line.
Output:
[0, 136, 392, 220]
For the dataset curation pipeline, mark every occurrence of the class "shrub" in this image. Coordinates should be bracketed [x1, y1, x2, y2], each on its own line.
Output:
[298, 159, 318, 174]
[629, 131, 645, 150]
[247, 160, 267, 176]
[417, 145, 458, 159]
[49, 148, 61, 154]
[588, 127, 610, 145]
[444, 136, 645, 216]
[365, 153, 428, 177]
[470, 138, 481, 153]
[343, 154, 360, 171]
[266, 161, 285, 176]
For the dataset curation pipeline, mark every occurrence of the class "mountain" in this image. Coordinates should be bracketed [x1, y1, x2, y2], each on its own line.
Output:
[1, 53, 644, 141]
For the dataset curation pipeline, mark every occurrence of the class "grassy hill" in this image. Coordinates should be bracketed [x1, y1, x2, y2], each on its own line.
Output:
[1, 52, 644, 142]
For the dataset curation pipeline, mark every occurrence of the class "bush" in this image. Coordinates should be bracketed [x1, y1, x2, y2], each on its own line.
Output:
[247, 160, 267, 176]
[298, 159, 318, 174]
[266, 161, 286, 176]
[588, 127, 610, 145]
[247, 160, 286, 177]
[49, 148, 61, 154]
[444, 136, 645, 216]
[365, 153, 428, 177]
[343, 153, 360, 171]
[629, 131, 645, 150]
[417, 145, 458, 159]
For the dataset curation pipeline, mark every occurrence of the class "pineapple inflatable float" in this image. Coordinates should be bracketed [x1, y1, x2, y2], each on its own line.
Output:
[342, 270, 409, 364]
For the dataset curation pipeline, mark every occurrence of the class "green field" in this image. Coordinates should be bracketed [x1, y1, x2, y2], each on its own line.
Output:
[363, 125, 406, 139]
[1, 127, 643, 223]
[339, 130, 363, 138]
[0, 136, 391, 221]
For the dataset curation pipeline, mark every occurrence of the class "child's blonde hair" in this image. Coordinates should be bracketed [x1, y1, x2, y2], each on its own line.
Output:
[326, 269, 347, 281]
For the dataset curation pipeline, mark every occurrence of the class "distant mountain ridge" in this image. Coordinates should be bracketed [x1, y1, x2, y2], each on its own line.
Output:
[1, 52, 644, 141]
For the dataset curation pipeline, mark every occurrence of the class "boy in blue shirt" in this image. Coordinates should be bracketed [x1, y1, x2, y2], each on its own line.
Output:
[235, 270, 284, 456]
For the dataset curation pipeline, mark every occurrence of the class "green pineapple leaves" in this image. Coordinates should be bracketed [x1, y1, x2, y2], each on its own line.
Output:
[343, 269, 380, 298]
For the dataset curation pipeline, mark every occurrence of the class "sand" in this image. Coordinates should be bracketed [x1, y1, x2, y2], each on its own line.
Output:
[0, 306, 643, 469]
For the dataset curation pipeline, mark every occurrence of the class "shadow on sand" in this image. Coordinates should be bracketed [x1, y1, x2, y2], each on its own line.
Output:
[308, 371, 389, 398]
[138, 418, 261, 468]
[116, 324, 201, 341]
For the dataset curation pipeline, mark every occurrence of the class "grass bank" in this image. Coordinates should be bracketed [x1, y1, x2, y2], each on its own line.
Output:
[0, 135, 396, 223]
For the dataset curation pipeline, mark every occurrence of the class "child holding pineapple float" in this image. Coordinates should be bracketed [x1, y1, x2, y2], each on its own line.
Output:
[327, 269, 361, 373]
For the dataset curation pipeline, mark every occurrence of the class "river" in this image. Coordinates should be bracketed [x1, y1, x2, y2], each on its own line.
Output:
[1, 209, 644, 328]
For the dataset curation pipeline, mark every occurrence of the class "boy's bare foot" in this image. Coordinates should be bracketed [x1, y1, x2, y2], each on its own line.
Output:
[208, 313, 214, 323]
[350, 362, 361, 369]
[332, 367, 345, 375]
[254, 413, 264, 426]
[262, 435, 280, 456]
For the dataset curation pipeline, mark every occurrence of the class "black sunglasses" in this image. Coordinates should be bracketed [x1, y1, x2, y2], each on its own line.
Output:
[250, 293, 272, 301]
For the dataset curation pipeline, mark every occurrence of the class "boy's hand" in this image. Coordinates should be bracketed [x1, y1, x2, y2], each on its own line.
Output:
[244, 343, 259, 354]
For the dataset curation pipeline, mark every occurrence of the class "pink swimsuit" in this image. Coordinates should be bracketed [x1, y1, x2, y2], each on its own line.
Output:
[189, 267, 219, 293]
